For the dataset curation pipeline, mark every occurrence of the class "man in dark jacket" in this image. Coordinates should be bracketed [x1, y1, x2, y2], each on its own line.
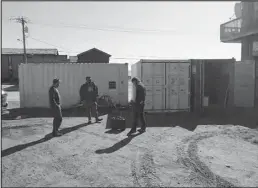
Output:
[80, 77, 102, 124]
[49, 78, 63, 137]
[127, 77, 147, 136]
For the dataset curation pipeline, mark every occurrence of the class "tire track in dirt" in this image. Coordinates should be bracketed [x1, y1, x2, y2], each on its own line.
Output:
[176, 130, 238, 187]
[131, 129, 173, 187]
[131, 151, 164, 187]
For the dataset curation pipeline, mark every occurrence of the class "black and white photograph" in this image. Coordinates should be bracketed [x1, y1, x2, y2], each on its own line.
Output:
[1, 1, 258, 187]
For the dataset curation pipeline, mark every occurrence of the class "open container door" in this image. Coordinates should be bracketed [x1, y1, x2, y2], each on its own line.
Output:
[190, 59, 205, 114]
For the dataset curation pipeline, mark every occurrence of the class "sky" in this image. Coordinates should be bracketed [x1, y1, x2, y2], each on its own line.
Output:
[2, 1, 241, 66]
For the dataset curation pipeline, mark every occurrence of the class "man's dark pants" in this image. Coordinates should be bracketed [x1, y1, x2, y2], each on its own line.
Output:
[52, 105, 62, 134]
[83, 101, 98, 121]
[132, 103, 146, 131]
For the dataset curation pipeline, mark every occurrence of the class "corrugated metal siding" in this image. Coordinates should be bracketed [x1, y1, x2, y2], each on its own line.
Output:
[2, 48, 58, 55]
[131, 62, 141, 79]
[165, 62, 190, 111]
[234, 60, 255, 107]
[255, 57, 258, 107]
[2, 55, 69, 81]
[19, 63, 128, 108]
[1, 55, 9, 80]
[227, 61, 235, 107]
[141, 62, 166, 111]
[131, 60, 190, 112]
[190, 60, 204, 113]
[11, 55, 24, 79]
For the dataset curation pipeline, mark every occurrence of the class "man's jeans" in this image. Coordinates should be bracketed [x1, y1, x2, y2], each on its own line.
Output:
[52, 105, 62, 134]
[132, 103, 146, 131]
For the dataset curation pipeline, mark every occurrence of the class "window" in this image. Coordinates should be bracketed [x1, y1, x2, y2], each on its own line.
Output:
[109, 81, 116, 89]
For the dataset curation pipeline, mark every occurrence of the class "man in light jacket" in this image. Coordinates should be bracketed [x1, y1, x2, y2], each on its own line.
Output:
[128, 77, 147, 136]
[80, 76, 102, 124]
[49, 78, 63, 137]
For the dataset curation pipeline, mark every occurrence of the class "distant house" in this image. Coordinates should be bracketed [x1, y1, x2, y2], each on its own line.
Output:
[69, 56, 78, 63]
[77, 48, 111, 63]
[1, 48, 68, 82]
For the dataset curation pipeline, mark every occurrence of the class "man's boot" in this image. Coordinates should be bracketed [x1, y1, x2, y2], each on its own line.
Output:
[138, 127, 146, 133]
[95, 110, 102, 122]
[53, 129, 62, 137]
[53, 132, 62, 137]
[52, 123, 61, 137]
[96, 117, 103, 122]
[127, 129, 136, 136]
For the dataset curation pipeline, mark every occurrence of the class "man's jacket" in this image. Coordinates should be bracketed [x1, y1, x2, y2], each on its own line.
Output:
[80, 82, 98, 102]
[135, 82, 146, 104]
[49, 86, 61, 108]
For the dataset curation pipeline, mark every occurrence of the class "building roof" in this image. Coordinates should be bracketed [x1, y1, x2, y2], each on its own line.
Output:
[2, 48, 59, 55]
[77, 48, 111, 57]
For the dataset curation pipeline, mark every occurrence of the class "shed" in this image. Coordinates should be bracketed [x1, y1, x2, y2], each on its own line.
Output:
[77, 48, 111, 63]
[1, 48, 68, 82]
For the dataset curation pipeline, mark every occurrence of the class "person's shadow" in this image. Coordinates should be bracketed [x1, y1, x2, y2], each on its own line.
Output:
[2, 123, 88, 157]
[95, 132, 143, 154]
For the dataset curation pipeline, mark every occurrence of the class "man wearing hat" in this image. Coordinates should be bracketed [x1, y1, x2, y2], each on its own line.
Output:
[49, 78, 63, 137]
[80, 76, 102, 124]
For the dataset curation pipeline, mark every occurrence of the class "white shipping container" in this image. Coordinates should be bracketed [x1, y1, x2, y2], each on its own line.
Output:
[131, 59, 191, 112]
[19, 63, 128, 108]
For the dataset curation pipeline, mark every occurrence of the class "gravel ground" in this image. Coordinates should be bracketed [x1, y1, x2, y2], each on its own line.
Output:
[2, 116, 258, 187]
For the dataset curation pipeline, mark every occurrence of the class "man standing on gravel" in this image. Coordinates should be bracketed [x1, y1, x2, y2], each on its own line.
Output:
[49, 78, 63, 137]
[127, 77, 147, 136]
[80, 76, 102, 124]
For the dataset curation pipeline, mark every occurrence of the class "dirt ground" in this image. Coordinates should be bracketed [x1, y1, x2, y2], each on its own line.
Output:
[2, 115, 258, 187]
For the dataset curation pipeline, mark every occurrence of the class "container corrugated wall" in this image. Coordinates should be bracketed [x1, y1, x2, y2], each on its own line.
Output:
[255, 57, 258, 107]
[234, 60, 255, 107]
[131, 60, 191, 112]
[19, 63, 128, 108]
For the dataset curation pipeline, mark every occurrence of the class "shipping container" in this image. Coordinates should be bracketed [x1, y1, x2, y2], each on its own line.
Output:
[131, 59, 191, 112]
[255, 57, 258, 107]
[19, 63, 128, 108]
[234, 60, 255, 107]
[190, 59, 235, 113]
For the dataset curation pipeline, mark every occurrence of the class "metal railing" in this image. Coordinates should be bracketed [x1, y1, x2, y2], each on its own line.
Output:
[220, 17, 258, 42]
[220, 17, 242, 42]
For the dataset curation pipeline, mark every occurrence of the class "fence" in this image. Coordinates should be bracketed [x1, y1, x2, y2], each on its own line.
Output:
[19, 63, 128, 108]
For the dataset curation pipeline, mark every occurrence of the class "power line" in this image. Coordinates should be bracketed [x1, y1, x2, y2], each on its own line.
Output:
[29, 36, 72, 54]
[27, 20, 179, 35]
[28, 36, 173, 60]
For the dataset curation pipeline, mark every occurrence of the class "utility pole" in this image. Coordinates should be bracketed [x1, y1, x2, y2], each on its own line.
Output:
[10, 16, 29, 63]
[21, 17, 27, 64]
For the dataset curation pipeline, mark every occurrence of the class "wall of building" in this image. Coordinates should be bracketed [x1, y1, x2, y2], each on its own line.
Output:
[1, 54, 68, 81]
[242, 2, 255, 31]
[77, 51, 110, 63]
[27, 55, 68, 63]
[241, 35, 258, 61]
